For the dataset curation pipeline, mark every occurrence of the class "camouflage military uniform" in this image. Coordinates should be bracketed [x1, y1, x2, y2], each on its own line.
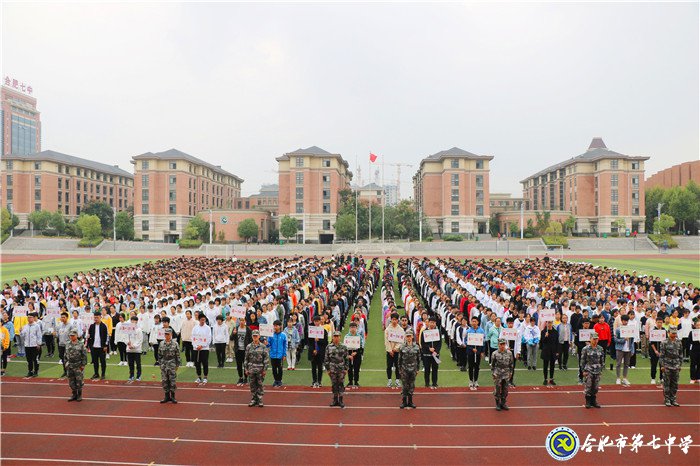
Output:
[397, 342, 421, 401]
[245, 342, 269, 406]
[581, 344, 605, 407]
[490, 348, 514, 408]
[659, 338, 682, 405]
[324, 342, 349, 404]
[158, 339, 181, 399]
[65, 339, 87, 401]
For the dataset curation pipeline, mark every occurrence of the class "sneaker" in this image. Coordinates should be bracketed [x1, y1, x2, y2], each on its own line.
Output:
[543, 380, 548, 386]
[474, 382, 479, 388]
[136, 377, 141, 382]
[549, 380, 556, 386]
[630, 366, 635, 369]
[91, 374, 99, 380]
[468, 381, 474, 389]
[202, 378, 207, 384]
[106, 354, 110, 359]
[195, 378, 202, 383]
[127, 377, 134, 383]
[622, 379, 630, 386]
[651, 379, 656, 385]
[58, 359, 63, 365]
[387, 380, 393, 388]
[395, 380, 402, 388]
[616, 378, 621, 385]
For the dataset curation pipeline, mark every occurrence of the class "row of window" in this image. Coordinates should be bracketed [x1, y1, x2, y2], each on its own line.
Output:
[449, 159, 485, 169]
[141, 160, 238, 185]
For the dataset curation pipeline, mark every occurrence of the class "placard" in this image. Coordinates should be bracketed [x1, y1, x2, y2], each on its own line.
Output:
[692, 329, 700, 342]
[231, 306, 246, 319]
[467, 332, 484, 346]
[259, 323, 274, 337]
[649, 329, 666, 342]
[80, 313, 94, 326]
[501, 328, 518, 341]
[619, 326, 635, 338]
[121, 323, 138, 335]
[539, 309, 555, 322]
[422, 329, 440, 343]
[12, 306, 28, 317]
[45, 306, 61, 317]
[308, 326, 325, 339]
[387, 328, 405, 344]
[157, 328, 166, 340]
[192, 336, 207, 347]
[344, 335, 361, 350]
[578, 329, 593, 342]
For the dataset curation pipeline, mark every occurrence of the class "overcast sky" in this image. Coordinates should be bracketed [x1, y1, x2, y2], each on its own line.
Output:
[3, 1, 698, 196]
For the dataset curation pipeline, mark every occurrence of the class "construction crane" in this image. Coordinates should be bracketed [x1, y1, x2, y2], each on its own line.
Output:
[387, 163, 412, 200]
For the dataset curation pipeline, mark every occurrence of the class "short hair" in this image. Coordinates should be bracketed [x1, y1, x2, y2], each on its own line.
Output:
[349, 322, 358, 328]
[60, 312, 69, 318]
[621, 315, 629, 322]
[215, 315, 223, 321]
[273, 320, 282, 326]
[390, 312, 400, 320]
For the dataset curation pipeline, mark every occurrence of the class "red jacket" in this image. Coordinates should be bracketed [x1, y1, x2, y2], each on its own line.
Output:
[594, 322, 611, 343]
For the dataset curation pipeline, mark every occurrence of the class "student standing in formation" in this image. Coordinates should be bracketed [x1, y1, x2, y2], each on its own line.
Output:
[384, 312, 404, 388]
[580, 332, 604, 409]
[284, 318, 300, 370]
[397, 329, 420, 409]
[575, 319, 592, 384]
[126, 316, 143, 382]
[232, 318, 252, 385]
[192, 314, 212, 384]
[346, 321, 364, 388]
[466, 317, 485, 390]
[245, 330, 269, 407]
[159, 328, 180, 404]
[267, 320, 288, 387]
[325, 330, 349, 408]
[65, 330, 87, 402]
[455, 317, 469, 372]
[308, 315, 329, 388]
[56, 312, 77, 377]
[540, 320, 559, 386]
[212, 315, 229, 368]
[419, 317, 441, 389]
[87, 312, 109, 380]
[491, 338, 514, 411]
[660, 326, 682, 407]
[649, 316, 665, 387]
[614, 314, 635, 386]
[21, 313, 42, 377]
[689, 320, 700, 384]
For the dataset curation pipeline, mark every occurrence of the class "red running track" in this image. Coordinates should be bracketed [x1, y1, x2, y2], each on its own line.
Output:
[1, 378, 699, 465]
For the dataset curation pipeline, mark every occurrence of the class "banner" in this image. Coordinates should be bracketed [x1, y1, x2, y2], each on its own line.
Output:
[539, 309, 555, 322]
[578, 329, 593, 342]
[387, 328, 405, 344]
[231, 306, 246, 319]
[649, 329, 666, 342]
[619, 326, 635, 338]
[501, 328, 518, 341]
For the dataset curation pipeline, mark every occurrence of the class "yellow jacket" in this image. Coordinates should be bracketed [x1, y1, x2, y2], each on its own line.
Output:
[1, 326, 9, 351]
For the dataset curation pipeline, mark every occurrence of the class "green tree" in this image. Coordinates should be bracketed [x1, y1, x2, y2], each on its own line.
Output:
[509, 221, 519, 237]
[645, 186, 665, 233]
[82, 201, 114, 236]
[563, 215, 576, 236]
[666, 186, 699, 233]
[114, 211, 134, 240]
[489, 214, 499, 237]
[612, 218, 627, 233]
[184, 224, 200, 240]
[28, 210, 52, 230]
[394, 223, 407, 239]
[48, 211, 66, 234]
[535, 211, 551, 235]
[280, 215, 299, 241]
[185, 215, 211, 241]
[76, 214, 102, 240]
[653, 213, 675, 235]
[1, 208, 19, 235]
[544, 221, 563, 236]
[237, 218, 259, 243]
[334, 214, 356, 240]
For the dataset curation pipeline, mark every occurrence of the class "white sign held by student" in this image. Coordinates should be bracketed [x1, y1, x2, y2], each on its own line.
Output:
[231, 306, 246, 319]
[619, 326, 635, 338]
[308, 326, 325, 339]
[13, 306, 28, 317]
[649, 329, 666, 342]
[344, 335, 361, 350]
[692, 329, 700, 342]
[259, 323, 274, 337]
[467, 332, 484, 347]
[501, 328, 518, 341]
[539, 309, 555, 322]
[422, 329, 440, 343]
[578, 329, 593, 342]
[387, 329, 405, 344]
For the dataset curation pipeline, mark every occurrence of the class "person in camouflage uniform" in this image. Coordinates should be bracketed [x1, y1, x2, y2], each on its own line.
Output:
[581, 332, 605, 409]
[159, 328, 181, 404]
[245, 330, 269, 407]
[660, 326, 683, 407]
[65, 330, 87, 402]
[397, 329, 421, 409]
[325, 330, 349, 408]
[490, 338, 514, 411]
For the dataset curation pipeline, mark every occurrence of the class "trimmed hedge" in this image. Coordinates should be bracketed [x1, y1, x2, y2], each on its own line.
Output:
[179, 239, 203, 249]
[78, 237, 103, 248]
[648, 234, 678, 248]
[1, 233, 9, 244]
[442, 234, 464, 242]
[542, 235, 569, 248]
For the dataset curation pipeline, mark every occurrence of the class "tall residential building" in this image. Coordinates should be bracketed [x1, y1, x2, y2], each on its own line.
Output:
[1, 84, 41, 156]
[520, 138, 649, 234]
[277, 146, 352, 244]
[646, 160, 700, 190]
[1, 150, 133, 227]
[353, 183, 384, 205]
[413, 147, 493, 236]
[489, 193, 525, 214]
[132, 149, 243, 242]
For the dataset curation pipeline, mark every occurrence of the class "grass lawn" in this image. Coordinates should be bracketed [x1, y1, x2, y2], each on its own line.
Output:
[579, 258, 700, 285]
[1, 258, 152, 283]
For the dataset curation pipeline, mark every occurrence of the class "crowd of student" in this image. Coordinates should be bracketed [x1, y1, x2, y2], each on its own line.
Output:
[2, 255, 698, 408]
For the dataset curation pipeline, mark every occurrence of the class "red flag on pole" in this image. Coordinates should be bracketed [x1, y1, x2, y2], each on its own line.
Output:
[369, 152, 378, 163]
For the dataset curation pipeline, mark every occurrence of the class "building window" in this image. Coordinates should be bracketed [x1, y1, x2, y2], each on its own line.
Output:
[451, 189, 459, 202]
[34, 189, 41, 201]
[323, 219, 331, 230]
[169, 190, 176, 201]
[450, 159, 459, 169]
[476, 160, 483, 169]
[65, 205, 69, 214]
[451, 204, 459, 215]
[611, 204, 619, 216]
[475, 175, 483, 188]
[6, 175, 12, 186]
[142, 189, 149, 201]
[34, 175, 41, 186]
[34, 162, 41, 170]
[169, 204, 176, 214]
[451, 222, 459, 233]
[169, 162, 177, 170]
[322, 159, 331, 168]
[632, 190, 639, 202]
[295, 157, 304, 167]
[632, 162, 639, 170]
[611, 190, 618, 202]
[323, 203, 331, 214]
[35, 203, 41, 211]
[296, 202, 304, 214]
[631, 176, 639, 186]
[451, 174, 459, 187]
[169, 175, 176, 185]
[169, 220, 176, 231]
[632, 207, 639, 215]
[58, 192, 62, 202]
[296, 172, 304, 185]
[611, 174, 618, 187]
[610, 160, 618, 169]
[142, 204, 149, 214]
[322, 189, 331, 200]
[142, 220, 149, 231]
[5, 160, 12, 170]
[142, 161, 149, 169]
[476, 190, 484, 202]
[476, 205, 484, 216]
[322, 173, 330, 187]
[142, 234, 149, 241]
[6, 189, 12, 200]
[142, 175, 149, 187]
[296, 187, 304, 200]
[58, 178, 62, 189]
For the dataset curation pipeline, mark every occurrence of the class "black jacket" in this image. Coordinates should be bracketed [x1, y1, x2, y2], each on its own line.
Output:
[87, 322, 109, 349]
[230, 326, 252, 350]
[419, 328, 442, 356]
[539, 327, 559, 360]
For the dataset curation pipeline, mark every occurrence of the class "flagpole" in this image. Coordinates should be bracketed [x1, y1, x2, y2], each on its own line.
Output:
[355, 155, 358, 245]
[368, 153, 371, 244]
[381, 155, 385, 243]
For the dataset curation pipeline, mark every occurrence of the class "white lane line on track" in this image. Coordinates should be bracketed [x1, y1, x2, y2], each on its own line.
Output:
[0, 458, 168, 466]
[3, 394, 699, 410]
[3, 411, 699, 430]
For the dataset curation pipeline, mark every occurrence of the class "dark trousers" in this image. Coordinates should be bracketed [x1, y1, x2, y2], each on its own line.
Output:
[215, 343, 226, 367]
[25, 346, 40, 374]
[90, 347, 106, 377]
[682, 338, 690, 358]
[183, 341, 193, 362]
[58, 345, 66, 364]
[599, 341, 609, 364]
[109, 333, 117, 352]
[194, 350, 209, 377]
[348, 353, 362, 384]
[271, 358, 283, 382]
[43, 334, 55, 356]
[456, 346, 467, 368]
[235, 349, 246, 378]
[543, 356, 555, 380]
[117, 342, 127, 362]
[690, 352, 700, 380]
[127, 352, 142, 378]
[558, 342, 570, 368]
[386, 352, 399, 379]
[311, 357, 323, 384]
[423, 355, 438, 386]
[153, 343, 160, 363]
[650, 351, 662, 380]
[467, 351, 481, 382]
[1, 347, 9, 371]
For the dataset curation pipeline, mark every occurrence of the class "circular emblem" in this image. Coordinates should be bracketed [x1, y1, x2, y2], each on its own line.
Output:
[545, 426, 579, 461]
[221, 216, 228, 224]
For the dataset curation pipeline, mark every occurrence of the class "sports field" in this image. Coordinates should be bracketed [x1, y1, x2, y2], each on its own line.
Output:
[1, 258, 152, 282]
[3, 257, 699, 387]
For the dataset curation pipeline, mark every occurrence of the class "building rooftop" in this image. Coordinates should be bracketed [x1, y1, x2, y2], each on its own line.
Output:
[521, 138, 650, 183]
[6, 150, 132, 177]
[276, 146, 350, 169]
[132, 148, 243, 182]
[425, 147, 493, 160]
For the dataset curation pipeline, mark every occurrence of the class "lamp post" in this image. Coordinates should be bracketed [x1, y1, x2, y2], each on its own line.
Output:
[113, 207, 116, 251]
[209, 209, 213, 245]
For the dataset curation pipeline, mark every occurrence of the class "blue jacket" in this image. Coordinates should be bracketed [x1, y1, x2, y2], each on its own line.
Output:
[267, 331, 288, 359]
[613, 326, 636, 354]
